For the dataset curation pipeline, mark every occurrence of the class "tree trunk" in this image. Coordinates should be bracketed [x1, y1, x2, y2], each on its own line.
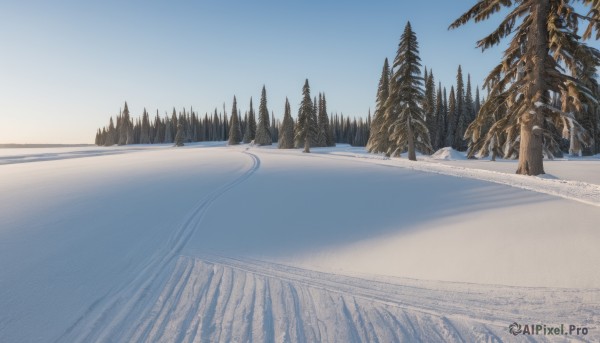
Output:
[569, 124, 582, 156]
[516, 0, 548, 175]
[303, 136, 310, 153]
[407, 116, 416, 161]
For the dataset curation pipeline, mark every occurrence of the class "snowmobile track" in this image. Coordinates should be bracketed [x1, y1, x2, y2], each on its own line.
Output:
[55, 151, 260, 343]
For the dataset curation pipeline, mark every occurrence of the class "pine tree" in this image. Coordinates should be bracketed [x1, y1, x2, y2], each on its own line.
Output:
[242, 98, 256, 143]
[424, 69, 437, 149]
[254, 86, 272, 145]
[228, 96, 242, 145]
[446, 86, 456, 148]
[164, 116, 173, 143]
[118, 102, 130, 145]
[278, 97, 295, 149]
[366, 58, 391, 153]
[386, 22, 433, 160]
[453, 65, 469, 150]
[451, 0, 600, 175]
[104, 117, 116, 146]
[140, 109, 151, 144]
[295, 79, 318, 152]
[434, 82, 446, 150]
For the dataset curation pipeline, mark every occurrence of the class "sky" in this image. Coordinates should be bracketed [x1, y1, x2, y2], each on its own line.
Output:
[0, 1, 598, 144]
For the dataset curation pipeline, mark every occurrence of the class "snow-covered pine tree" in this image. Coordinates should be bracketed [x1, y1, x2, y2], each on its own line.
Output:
[242, 98, 256, 143]
[254, 86, 272, 145]
[386, 22, 433, 160]
[366, 58, 391, 154]
[278, 97, 295, 149]
[228, 96, 242, 145]
[451, 0, 600, 175]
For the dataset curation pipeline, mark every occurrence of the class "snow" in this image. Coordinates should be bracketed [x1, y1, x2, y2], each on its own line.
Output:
[0, 143, 599, 342]
[431, 147, 468, 160]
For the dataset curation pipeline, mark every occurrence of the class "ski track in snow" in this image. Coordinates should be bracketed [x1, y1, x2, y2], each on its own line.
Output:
[14, 145, 595, 342]
[54, 151, 260, 343]
[304, 150, 600, 207]
[116, 255, 598, 343]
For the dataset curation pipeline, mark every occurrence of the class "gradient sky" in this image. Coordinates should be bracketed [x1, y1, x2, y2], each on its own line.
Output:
[1, 1, 598, 144]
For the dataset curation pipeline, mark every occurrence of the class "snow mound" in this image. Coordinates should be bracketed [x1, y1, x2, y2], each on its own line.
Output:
[431, 147, 467, 160]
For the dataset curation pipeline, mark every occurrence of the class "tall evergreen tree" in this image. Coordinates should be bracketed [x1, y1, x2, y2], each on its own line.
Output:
[424, 69, 437, 149]
[453, 65, 469, 150]
[445, 86, 457, 148]
[451, 0, 600, 175]
[254, 86, 272, 145]
[386, 22, 433, 160]
[140, 109, 151, 144]
[104, 117, 116, 146]
[164, 116, 173, 143]
[242, 98, 256, 143]
[366, 58, 391, 153]
[228, 96, 242, 145]
[295, 79, 318, 152]
[278, 97, 295, 149]
[118, 102, 130, 145]
[434, 82, 446, 150]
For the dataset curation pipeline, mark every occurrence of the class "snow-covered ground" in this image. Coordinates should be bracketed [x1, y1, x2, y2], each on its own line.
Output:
[0, 143, 598, 342]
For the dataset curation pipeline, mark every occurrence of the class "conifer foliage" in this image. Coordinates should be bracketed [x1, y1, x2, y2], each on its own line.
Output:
[278, 98, 295, 149]
[386, 22, 432, 160]
[254, 86, 272, 145]
[228, 96, 242, 145]
[295, 79, 318, 153]
[451, 0, 600, 175]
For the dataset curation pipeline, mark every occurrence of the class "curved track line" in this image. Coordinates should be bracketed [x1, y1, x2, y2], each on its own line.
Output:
[271, 149, 600, 207]
[55, 151, 260, 343]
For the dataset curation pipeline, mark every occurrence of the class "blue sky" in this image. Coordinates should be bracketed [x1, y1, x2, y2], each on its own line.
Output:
[1, 1, 597, 143]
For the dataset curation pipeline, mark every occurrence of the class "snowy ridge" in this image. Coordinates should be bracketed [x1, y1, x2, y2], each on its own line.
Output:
[55, 151, 260, 343]
[113, 255, 597, 343]
[313, 151, 600, 207]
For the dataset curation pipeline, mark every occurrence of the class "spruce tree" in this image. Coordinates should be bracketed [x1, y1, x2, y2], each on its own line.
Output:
[453, 66, 468, 150]
[118, 102, 130, 145]
[140, 109, 151, 144]
[254, 86, 272, 145]
[242, 98, 256, 143]
[228, 96, 242, 145]
[295, 79, 318, 152]
[386, 22, 433, 160]
[446, 86, 456, 148]
[434, 82, 446, 150]
[278, 97, 295, 149]
[164, 116, 173, 143]
[366, 58, 391, 154]
[104, 117, 116, 146]
[424, 69, 437, 150]
[451, 0, 600, 175]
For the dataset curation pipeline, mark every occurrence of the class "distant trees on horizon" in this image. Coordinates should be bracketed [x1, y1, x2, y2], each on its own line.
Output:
[94, 84, 370, 148]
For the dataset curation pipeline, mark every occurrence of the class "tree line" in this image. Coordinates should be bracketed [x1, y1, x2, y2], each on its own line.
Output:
[369, 1, 600, 175]
[95, 83, 371, 149]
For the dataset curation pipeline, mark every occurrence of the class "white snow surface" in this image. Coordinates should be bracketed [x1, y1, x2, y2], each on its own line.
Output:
[431, 147, 468, 161]
[0, 143, 598, 342]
